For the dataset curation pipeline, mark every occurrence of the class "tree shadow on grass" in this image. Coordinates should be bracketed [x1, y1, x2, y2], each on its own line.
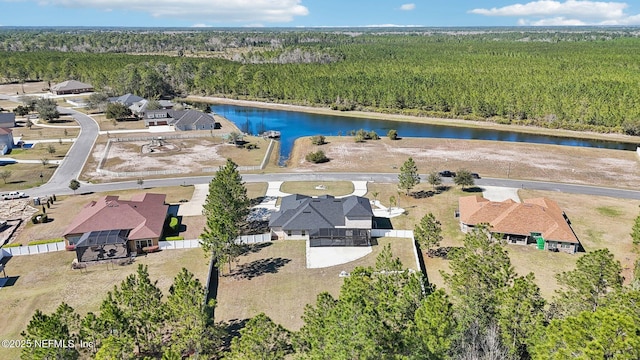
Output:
[222, 318, 250, 349]
[238, 242, 272, 256]
[231, 257, 290, 280]
[462, 186, 483, 193]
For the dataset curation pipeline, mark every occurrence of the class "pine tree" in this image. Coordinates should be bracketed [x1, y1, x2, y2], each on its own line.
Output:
[414, 212, 443, 253]
[201, 159, 250, 273]
[398, 157, 420, 195]
[226, 313, 291, 360]
[441, 226, 514, 331]
[497, 273, 546, 359]
[631, 214, 640, 247]
[166, 268, 221, 357]
[554, 248, 623, 316]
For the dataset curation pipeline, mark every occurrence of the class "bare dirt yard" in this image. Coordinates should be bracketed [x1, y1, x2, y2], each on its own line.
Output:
[289, 136, 640, 189]
[363, 181, 640, 301]
[0, 81, 48, 96]
[214, 237, 416, 331]
[82, 133, 271, 182]
[0, 248, 210, 359]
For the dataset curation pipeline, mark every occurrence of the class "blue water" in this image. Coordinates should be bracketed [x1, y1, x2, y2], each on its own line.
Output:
[212, 104, 639, 163]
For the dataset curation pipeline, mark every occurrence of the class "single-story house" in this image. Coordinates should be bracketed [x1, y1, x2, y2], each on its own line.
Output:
[0, 113, 16, 128]
[63, 193, 168, 262]
[458, 196, 580, 254]
[269, 194, 373, 246]
[130, 99, 174, 118]
[50, 80, 94, 95]
[144, 109, 218, 131]
[0, 128, 14, 155]
[109, 93, 145, 107]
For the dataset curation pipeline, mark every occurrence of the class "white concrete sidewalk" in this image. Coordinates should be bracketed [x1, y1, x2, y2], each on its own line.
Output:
[0, 158, 62, 165]
[337, 180, 368, 198]
[481, 186, 521, 202]
[370, 200, 405, 218]
[177, 184, 209, 216]
[98, 125, 175, 135]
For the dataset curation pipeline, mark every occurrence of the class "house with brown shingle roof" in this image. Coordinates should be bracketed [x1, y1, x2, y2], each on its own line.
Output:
[50, 80, 94, 95]
[458, 195, 580, 254]
[63, 193, 168, 261]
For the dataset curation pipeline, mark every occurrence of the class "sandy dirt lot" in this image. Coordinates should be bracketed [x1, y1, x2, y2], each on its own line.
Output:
[288, 136, 640, 189]
[83, 134, 270, 181]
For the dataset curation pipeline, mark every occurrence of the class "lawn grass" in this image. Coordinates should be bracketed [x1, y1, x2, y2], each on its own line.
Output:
[0, 248, 210, 359]
[93, 114, 147, 131]
[280, 181, 354, 197]
[245, 182, 268, 200]
[14, 186, 195, 244]
[8, 142, 72, 161]
[214, 237, 416, 331]
[11, 122, 80, 141]
[0, 163, 58, 191]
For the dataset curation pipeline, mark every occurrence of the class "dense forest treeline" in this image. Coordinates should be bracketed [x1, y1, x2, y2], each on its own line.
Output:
[2, 29, 640, 134]
[21, 231, 640, 359]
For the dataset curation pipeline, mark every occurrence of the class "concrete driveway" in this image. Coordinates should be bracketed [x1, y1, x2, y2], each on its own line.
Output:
[177, 184, 209, 216]
[481, 186, 521, 202]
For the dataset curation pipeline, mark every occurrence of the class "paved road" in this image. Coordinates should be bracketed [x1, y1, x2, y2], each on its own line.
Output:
[32, 107, 99, 195]
[27, 171, 640, 200]
[5, 93, 638, 201]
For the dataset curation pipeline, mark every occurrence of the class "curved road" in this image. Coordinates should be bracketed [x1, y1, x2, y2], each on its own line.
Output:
[35, 107, 99, 194]
[1, 94, 634, 200]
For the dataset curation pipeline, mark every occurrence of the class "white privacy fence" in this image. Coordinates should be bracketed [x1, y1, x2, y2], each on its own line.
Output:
[236, 233, 272, 245]
[2, 241, 66, 256]
[159, 239, 202, 249]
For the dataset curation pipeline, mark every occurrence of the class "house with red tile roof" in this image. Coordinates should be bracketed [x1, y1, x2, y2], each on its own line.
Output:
[63, 193, 168, 261]
[458, 195, 580, 254]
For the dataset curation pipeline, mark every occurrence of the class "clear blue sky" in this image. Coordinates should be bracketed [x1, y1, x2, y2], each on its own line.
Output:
[1, 1, 639, 27]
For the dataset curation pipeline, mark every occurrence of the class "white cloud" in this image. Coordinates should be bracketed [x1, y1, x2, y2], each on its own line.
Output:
[470, 1, 640, 25]
[34, 0, 309, 23]
[191, 23, 211, 27]
[400, 3, 415, 11]
[518, 16, 587, 25]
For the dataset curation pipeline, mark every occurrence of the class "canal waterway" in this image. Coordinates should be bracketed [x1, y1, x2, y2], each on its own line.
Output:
[212, 104, 638, 163]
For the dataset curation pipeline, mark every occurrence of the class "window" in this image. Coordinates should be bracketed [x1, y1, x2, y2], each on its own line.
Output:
[136, 239, 152, 249]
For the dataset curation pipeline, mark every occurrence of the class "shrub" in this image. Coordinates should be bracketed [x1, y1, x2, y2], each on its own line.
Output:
[3, 242, 23, 248]
[355, 128, 369, 140]
[29, 238, 64, 245]
[311, 135, 326, 145]
[169, 217, 179, 231]
[31, 213, 45, 224]
[354, 133, 366, 143]
[305, 150, 329, 164]
[388, 129, 399, 140]
[246, 143, 258, 150]
[368, 130, 380, 140]
[165, 236, 185, 241]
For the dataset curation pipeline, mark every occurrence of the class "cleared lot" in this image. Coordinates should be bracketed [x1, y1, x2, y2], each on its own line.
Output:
[289, 136, 640, 189]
